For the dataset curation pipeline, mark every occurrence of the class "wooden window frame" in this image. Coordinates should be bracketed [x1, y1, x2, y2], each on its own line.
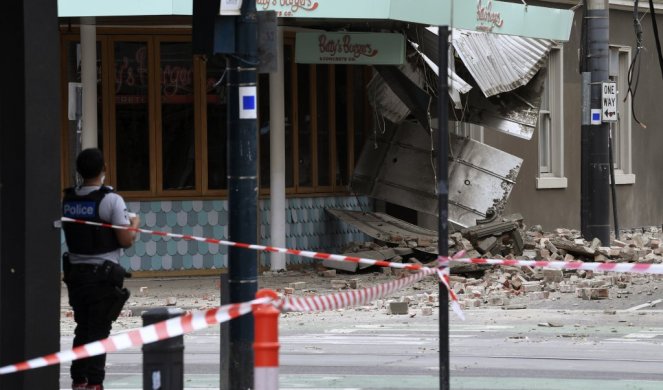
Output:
[61, 29, 371, 200]
[154, 36, 202, 197]
[107, 35, 157, 198]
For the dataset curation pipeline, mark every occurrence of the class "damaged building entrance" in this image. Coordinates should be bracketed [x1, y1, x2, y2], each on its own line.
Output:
[319, 27, 560, 262]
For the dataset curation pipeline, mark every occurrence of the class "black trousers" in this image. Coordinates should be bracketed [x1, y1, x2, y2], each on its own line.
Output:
[65, 265, 121, 385]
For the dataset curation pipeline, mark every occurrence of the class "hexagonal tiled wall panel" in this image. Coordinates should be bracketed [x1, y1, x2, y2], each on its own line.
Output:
[61, 196, 370, 271]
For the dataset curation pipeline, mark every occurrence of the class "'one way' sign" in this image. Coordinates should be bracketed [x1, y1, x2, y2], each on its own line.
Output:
[602, 82, 617, 122]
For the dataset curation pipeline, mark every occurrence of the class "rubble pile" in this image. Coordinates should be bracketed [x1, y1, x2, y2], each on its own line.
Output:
[450, 225, 663, 308]
[328, 221, 663, 311]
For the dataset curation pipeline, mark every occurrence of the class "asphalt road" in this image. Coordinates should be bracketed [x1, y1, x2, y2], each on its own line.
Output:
[58, 304, 663, 389]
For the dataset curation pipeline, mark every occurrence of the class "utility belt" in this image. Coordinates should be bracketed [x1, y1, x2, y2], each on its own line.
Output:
[63, 253, 132, 322]
[63, 253, 132, 287]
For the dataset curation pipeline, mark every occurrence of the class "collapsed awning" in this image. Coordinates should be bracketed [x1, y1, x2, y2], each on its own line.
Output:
[443, 28, 553, 98]
[397, 25, 554, 140]
[351, 120, 523, 228]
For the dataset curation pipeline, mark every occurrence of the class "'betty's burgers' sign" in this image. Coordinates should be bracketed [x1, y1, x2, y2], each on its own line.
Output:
[295, 32, 405, 65]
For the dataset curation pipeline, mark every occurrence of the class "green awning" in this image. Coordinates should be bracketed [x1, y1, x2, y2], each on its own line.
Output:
[58, 0, 574, 41]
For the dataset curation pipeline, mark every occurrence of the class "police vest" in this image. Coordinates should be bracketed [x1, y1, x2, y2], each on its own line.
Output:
[62, 186, 121, 255]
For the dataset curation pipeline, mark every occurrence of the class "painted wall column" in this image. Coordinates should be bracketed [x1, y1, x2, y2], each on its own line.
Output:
[269, 27, 287, 271]
[80, 18, 98, 149]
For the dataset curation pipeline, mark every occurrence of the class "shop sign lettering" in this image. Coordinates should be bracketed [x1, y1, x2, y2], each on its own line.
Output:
[256, 0, 319, 17]
[318, 34, 378, 60]
[476, 0, 504, 32]
[115, 45, 194, 97]
[296, 32, 404, 65]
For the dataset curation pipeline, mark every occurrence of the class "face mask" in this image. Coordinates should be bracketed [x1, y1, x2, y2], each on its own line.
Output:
[100, 175, 106, 184]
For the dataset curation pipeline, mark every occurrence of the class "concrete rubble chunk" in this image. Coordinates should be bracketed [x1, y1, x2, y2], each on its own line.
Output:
[589, 238, 602, 251]
[613, 239, 627, 247]
[388, 301, 409, 315]
[331, 279, 348, 289]
[476, 236, 498, 254]
[488, 296, 510, 306]
[543, 268, 563, 283]
[166, 297, 177, 306]
[576, 287, 609, 300]
[464, 298, 481, 307]
[545, 240, 559, 254]
[289, 282, 306, 290]
[522, 281, 543, 293]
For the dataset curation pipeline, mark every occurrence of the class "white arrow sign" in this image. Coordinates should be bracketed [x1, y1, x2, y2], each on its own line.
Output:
[602, 82, 617, 122]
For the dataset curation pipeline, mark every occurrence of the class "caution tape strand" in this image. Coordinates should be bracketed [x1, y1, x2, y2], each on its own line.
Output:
[61, 217, 424, 271]
[0, 268, 456, 376]
[452, 257, 663, 275]
[0, 298, 268, 375]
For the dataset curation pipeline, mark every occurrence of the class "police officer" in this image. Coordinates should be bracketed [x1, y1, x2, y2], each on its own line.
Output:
[62, 148, 140, 390]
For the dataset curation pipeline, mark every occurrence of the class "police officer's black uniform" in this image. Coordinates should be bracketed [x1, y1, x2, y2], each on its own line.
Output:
[62, 186, 130, 388]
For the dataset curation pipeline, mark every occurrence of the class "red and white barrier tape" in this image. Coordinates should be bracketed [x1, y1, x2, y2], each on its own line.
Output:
[61, 217, 424, 272]
[281, 267, 437, 312]
[438, 253, 465, 320]
[0, 266, 459, 376]
[0, 298, 268, 375]
[64, 217, 663, 276]
[451, 257, 663, 275]
[8, 218, 650, 376]
[61, 217, 464, 315]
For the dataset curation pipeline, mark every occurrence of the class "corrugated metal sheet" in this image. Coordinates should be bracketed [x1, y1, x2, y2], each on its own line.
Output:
[409, 41, 472, 95]
[351, 120, 523, 228]
[367, 62, 426, 124]
[448, 28, 553, 98]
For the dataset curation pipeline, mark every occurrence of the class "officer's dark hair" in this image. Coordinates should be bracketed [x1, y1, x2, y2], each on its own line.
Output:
[76, 148, 105, 179]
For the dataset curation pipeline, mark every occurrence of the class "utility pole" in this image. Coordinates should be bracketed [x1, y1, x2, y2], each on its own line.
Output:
[0, 0, 61, 388]
[227, 0, 259, 387]
[581, 0, 611, 245]
[437, 25, 451, 390]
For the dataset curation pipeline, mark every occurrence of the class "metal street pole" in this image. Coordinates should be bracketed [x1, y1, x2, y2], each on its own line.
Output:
[437, 25, 451, 390]
[227, 0, 259, 387]
[0, 0, 61, 388]
[580, 0, 610, 244]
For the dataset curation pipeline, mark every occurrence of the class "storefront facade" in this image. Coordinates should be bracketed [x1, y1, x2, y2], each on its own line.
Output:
[58, 0, 574, 273]
[59, 24, 374, 273]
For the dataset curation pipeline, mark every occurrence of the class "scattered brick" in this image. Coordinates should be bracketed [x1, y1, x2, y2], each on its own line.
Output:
[289, 282, 306, 290]
[388, 301, 409, 315]
[331, 279, 348, 289]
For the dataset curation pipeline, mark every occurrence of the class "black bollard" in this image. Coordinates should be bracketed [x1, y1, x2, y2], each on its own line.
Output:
[142, 308, 185, 390]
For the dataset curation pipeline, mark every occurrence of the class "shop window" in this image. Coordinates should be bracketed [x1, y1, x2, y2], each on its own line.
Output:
[159, 42, 196, 191]
[609, 45, 635, 185]
[113, 40, 151, 192]
[297, 63, 313, 189]
[335, 65, 349, 187]
[206, 55, 228, 190]
[62, 31, 371, 198]
[316, 65, 332, 189]
[284, 44, 295, 188]
[536, 47, 567, 189]
[109, 38, 202, 196]
[259, 73, 271, 189]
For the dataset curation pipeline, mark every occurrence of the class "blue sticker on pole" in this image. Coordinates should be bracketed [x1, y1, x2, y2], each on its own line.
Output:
[590, 109, 601, 125]
[239, 86, 257, 119]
